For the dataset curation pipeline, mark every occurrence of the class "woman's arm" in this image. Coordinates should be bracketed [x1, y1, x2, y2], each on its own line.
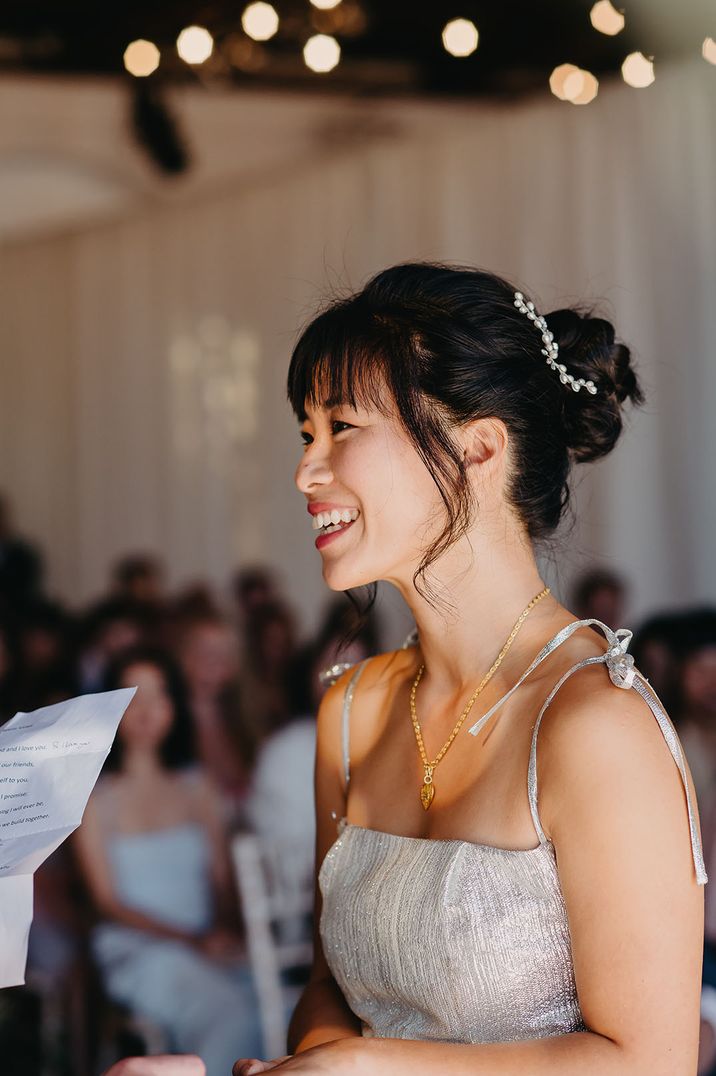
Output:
[73, 792, 200, 944]
[287, 668, 363, 1053]
[273, 664, 705, 1075]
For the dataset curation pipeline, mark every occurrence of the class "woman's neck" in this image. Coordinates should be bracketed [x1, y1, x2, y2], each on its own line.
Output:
[390, 525, 568, 697]
[121, 748, 165, 782]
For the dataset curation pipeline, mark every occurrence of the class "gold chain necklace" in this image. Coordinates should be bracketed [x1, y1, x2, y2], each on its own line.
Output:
[409, 586, 551, 811]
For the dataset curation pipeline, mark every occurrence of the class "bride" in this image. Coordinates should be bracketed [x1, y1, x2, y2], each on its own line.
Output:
[235, 262, 706, 1075]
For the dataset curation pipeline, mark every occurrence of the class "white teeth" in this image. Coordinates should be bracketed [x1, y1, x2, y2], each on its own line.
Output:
[311, 508, 359, 531]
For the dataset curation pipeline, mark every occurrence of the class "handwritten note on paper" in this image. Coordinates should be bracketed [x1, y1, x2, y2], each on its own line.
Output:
[0, 688, 136, 987]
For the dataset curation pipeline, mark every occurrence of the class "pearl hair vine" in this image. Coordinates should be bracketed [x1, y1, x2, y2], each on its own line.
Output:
[514, 291, 598, 395]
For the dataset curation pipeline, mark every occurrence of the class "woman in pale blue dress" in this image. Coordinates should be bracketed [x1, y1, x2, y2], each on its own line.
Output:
[235, 262, 706, 1074]
[74, 647, 262, 1075]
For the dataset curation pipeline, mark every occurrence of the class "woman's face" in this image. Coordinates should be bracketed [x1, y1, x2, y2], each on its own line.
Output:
[118, 662, 174, 752]
[180, 622, 238, 693]
[295, 386, 448, 592]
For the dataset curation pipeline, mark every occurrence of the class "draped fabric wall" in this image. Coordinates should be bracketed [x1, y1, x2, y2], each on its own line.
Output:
[0, 59, 714, 639]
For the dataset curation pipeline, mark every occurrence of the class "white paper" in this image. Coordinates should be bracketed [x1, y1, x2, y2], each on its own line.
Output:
[0, 688, 136, 987]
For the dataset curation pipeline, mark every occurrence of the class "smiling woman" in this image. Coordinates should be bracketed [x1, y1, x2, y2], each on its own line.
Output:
[235, 261, 706, 1076]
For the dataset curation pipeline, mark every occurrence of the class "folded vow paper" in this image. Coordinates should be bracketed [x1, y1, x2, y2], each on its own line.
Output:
[0, 688, 136, 987]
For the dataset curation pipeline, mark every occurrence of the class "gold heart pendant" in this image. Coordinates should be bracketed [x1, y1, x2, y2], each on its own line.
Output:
[420, 783, 435, 811]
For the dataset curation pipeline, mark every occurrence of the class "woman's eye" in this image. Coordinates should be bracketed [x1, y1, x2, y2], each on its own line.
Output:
[299, 421, 352, 446]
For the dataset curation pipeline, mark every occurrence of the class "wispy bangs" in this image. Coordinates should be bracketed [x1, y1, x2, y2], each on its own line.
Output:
[287, 302, 396, 421]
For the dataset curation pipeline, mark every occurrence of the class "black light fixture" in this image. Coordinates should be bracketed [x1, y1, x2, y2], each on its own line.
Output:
[130, 79, 190, 175]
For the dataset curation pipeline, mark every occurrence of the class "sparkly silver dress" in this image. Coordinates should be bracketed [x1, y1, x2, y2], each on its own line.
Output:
[318, 618, 707, 1044]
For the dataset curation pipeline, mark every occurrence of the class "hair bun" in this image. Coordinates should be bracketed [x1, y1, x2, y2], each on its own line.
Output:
[545, 307, 644, 463]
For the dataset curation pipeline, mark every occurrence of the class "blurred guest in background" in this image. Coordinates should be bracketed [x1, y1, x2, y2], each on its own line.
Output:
[73, 647, 261, 1076]
[0, 494, 43, 612]
[112, 554, 166, 610]
[177, 613, 248, 818]
[235, 600, 297, 772]
[231, 566, 280, 641]
[632, 610, 686, 714]
[674, 610, 716, 818]
[13, 598, 77, 710]
[76, 598, 149, 693]
[570, 566, 627, 627]
[0, 614, 21, 722]
[246, 598, 380, 881]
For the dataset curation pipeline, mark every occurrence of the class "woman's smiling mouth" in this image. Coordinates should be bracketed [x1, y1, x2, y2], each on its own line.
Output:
[308, 504, 361, 549]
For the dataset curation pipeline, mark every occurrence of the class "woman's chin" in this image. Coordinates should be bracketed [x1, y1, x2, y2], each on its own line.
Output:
[322, 560, 375, 592]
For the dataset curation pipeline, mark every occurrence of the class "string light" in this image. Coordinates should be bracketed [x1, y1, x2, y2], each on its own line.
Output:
[303, 34, 341, 72]
[564, 69, 599, 104]
[589, 1, 625, 36]
[549, 63, 581, 100]
[123, 39, 160, 77]
[310, 0, 342, 8]
[442, 19, 479, 58]
[621, 51, 655, 88]
[703, 37, 716, 65]
[242, 3, 279, 42]
[177, 25, 214, 65]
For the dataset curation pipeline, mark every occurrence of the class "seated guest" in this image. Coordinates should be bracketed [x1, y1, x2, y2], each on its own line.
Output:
[235, 601, 297, 772]
[673, 609, 716, 817]
[74, 647, 261, 1076]
[76, 598, 148, 693]
[177, 614, 248, 819]
[631, 610, 686, 716]
[570, 566, 627, 627]
[246, 598, 380, 882]
[111, 553, 165, 609]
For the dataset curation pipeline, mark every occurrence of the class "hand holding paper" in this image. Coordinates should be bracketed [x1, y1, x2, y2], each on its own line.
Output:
[0, 688, 136, 987]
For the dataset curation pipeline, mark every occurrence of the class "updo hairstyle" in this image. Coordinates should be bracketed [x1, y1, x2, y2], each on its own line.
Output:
[287, 262, 643, 608]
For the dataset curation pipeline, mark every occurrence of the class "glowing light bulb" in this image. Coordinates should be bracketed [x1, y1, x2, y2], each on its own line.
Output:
[566, 70, 599, 104]
[589, 1, 625, 36]
[703, 37, 716, 65]
[303, 33, 341, 72]
[442, 18, 479, 58]
[621, 51, 655, 88]
[242, 2, 279, 42]
[123, 39, 160, 77]
[549, 63, 581, 101]
[310, 0, 342, 8]
[177, 25, 214, 65]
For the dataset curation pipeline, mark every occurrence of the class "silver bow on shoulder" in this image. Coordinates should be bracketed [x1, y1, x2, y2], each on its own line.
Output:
[604, 627, 636, 690]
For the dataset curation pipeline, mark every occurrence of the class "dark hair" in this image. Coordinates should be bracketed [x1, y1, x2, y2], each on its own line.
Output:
[113, 553, 162, 587]
[78, 597, 149, 648]
[287, 262, 643, 610]
[244, 600, 295, 672]
[674, 608, 716, 662]
[571, 568, 626, 614]
[102, 646, 197, 771]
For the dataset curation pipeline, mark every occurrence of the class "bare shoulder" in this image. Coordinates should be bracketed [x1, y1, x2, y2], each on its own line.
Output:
[536, 662, 700, 852]
[315, 648, 414, 758]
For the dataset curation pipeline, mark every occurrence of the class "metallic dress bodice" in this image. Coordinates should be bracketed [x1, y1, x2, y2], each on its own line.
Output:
[318, 618, 707, 1044]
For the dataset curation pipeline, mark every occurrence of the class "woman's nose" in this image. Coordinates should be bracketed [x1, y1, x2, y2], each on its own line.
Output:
[295, 446, 334, 493]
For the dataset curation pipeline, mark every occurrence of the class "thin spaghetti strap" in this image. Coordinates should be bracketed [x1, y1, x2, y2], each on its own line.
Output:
[342, 660, 368, 793]
[467, 616, 707, 884]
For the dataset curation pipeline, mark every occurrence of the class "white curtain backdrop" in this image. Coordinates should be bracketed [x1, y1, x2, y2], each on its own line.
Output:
[0, 59, 714, 640]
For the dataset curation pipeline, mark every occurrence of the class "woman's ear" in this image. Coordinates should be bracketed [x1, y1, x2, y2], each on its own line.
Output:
[460, 417, 509, 470]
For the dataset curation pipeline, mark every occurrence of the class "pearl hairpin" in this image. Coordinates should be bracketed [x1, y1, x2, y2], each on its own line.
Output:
[514, 291, 598, 395]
